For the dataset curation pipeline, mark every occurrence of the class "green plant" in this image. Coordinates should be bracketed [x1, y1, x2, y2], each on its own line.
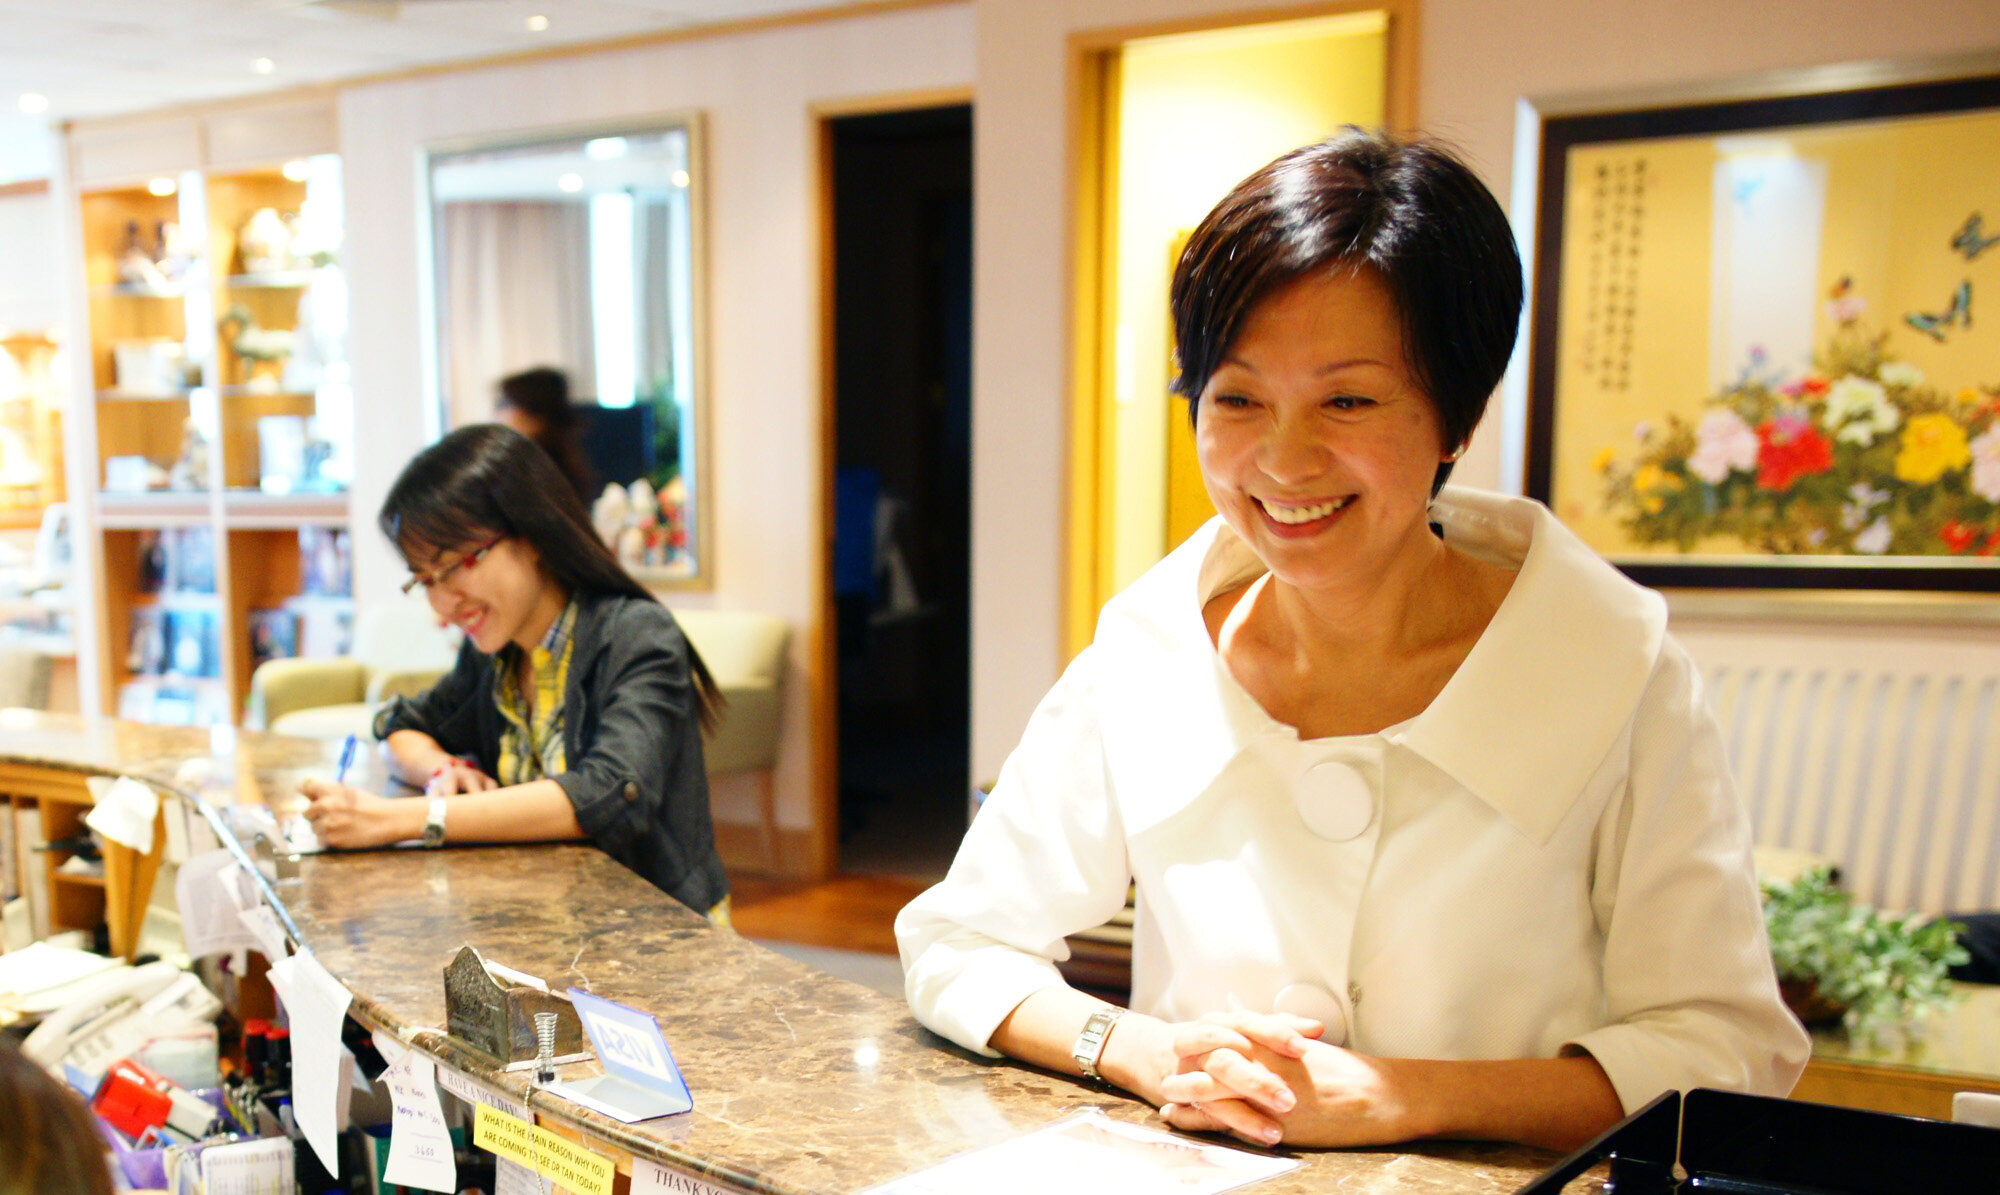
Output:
[1761, 866, 1969, 1043]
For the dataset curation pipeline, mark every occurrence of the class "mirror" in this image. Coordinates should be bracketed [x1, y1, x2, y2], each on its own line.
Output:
[426, 118, 706, 584]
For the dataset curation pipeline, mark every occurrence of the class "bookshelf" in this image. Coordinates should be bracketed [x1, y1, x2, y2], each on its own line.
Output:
[67, 100, 354, 727]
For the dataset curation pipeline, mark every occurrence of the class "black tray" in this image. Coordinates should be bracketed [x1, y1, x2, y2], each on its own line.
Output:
[1518, 1087, 2000, 1193]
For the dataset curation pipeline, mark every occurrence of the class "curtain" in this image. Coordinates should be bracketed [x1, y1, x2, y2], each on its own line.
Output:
[438, 201, 594, 430]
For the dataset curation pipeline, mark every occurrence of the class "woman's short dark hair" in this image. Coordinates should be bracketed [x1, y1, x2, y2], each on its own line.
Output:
[1170, 128, 1523, 492]
[380, 424, 720, 730]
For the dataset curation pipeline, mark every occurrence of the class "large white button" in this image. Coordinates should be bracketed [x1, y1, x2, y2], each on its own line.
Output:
[1294, 760, 1374, 841]
[1273, 982, 1348, 1046]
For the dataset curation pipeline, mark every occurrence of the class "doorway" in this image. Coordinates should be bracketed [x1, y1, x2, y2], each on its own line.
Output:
[826, 103, 973, 884]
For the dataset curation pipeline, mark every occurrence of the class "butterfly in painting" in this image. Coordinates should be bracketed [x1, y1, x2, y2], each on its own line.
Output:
[1951, 212, 1997, 261]
[1906, 281, 1971, 342]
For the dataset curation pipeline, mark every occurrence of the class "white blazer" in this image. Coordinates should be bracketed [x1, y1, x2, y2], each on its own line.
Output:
[897, 489, 1809, 1112]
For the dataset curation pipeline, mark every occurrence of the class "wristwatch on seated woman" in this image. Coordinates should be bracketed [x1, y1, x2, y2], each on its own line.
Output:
[423, 796, 447, 849]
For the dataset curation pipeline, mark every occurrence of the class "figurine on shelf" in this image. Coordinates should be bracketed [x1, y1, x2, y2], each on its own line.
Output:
[152, 220, 199, 284]
[167, 417, 209, 491]
[590, 476, 689, 570]
[116, 220, 168, 289]
[237, 207, 293, 275]
[218, 304, 294, 389]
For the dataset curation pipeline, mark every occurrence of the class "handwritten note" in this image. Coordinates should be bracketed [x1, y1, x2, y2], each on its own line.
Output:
[382, 1050, 457, 1192]
[83, 775, 159, 852]
[237, 902, 292, 962]
[173, 850, 263, 960]
[266, 948, 353, 1174]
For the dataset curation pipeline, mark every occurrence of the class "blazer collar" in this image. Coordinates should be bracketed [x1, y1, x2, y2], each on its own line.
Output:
[1396, 490, 1665, 844]
[1090, 491, 1664, 844]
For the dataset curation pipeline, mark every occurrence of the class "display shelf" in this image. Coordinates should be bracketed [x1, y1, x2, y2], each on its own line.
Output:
[74, 142, 349, 728]
[222, 270, 318, 290]
[96, 492, 211, 528]
[221, 490, 348, 528]
[95, 388, 193, 402]
[90, 282, 189, 300]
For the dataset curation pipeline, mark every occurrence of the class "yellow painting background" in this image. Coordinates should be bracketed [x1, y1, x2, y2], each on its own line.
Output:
[1549, 108, 2000, 559]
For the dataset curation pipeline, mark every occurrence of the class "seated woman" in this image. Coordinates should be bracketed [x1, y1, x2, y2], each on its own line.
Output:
[897, 130, 1808, 1152]
[300, 424, 729, 920]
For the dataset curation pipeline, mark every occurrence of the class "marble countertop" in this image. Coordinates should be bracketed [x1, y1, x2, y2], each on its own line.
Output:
[0, 713, 1562, 1194]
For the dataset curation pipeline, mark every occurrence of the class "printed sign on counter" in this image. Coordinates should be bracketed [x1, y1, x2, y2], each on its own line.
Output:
[473, 1102, 615, 1195]
[634, 1157, 749, 1195]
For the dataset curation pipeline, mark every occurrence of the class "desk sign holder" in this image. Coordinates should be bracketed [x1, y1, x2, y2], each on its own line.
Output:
[442, 946, 589, 1071]
[543, 988, 693, 1122]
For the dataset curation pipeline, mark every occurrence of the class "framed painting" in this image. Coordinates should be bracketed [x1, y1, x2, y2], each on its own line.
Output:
[1524, 57, 2000, 591]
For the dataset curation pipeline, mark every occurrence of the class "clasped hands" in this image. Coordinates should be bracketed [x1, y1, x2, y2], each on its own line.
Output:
[1118, 1010, 1422, 1149]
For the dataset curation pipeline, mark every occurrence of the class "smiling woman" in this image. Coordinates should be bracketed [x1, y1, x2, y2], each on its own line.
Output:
[897, 129, 1809, 1154]
[296, 423, 730, 918]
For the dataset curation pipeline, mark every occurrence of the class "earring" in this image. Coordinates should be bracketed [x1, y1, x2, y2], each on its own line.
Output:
[1443, 441, 1468, 463]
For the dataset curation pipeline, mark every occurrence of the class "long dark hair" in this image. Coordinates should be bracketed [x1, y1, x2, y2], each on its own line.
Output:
[380, 423, 721, 732]
[497, 366, 596, 503]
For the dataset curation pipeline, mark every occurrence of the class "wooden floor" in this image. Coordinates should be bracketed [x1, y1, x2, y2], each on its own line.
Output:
[727, 872, 928, 956]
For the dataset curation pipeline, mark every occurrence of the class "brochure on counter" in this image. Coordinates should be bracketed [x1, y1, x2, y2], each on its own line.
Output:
[865, 1109, 1298, 1195]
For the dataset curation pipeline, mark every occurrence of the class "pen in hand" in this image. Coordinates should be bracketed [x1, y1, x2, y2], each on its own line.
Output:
[335, 733, 358, 786]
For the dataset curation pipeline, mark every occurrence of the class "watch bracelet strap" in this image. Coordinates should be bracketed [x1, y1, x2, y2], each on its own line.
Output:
[1072, 1006, 1123, 1082]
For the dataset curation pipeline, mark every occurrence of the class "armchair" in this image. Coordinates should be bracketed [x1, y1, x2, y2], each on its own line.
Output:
[674, 609, 790, 868]
[248, 600, 460, 740]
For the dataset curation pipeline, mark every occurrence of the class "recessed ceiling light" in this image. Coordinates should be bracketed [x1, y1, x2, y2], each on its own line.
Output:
[526, 14, 549, 32]
[147, 177, 177, 197]
[557, 173, 584, 193]
[252, 57, 276, 75]
[17, 93, 48, 115]
[281, 160, 310, 182]
[671, 170, 690, 189]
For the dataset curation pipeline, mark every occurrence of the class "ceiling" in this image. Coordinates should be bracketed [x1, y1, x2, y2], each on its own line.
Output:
[0, 0, 869, 184]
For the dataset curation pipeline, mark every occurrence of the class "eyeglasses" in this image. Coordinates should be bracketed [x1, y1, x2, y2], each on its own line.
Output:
[401, 537, 504, 596]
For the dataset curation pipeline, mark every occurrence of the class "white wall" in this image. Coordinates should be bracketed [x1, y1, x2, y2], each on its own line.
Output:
[0, 185, 60, 335]
[341, 4, 977, 835]
[968, 0, 2000, 785]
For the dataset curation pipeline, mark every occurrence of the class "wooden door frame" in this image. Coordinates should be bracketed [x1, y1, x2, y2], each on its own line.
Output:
[809, 86, 975, 880]
[1061, 0, 1420, 660]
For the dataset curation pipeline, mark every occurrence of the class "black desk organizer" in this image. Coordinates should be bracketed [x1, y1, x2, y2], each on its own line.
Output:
[1517, 1087, 2000, 1193]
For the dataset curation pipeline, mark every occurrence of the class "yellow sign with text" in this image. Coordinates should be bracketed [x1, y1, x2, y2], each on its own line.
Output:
[473, 1103, 615, 1195]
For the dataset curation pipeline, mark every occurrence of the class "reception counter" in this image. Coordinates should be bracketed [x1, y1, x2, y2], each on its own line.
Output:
[0, 714, 1562, 1193]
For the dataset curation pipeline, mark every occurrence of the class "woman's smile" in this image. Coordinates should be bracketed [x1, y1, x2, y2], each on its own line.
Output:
[1195, 265, 1452, 593]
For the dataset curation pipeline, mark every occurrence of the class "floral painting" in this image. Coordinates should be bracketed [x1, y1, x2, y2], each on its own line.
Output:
[1527, 69, 2000, 590]
[1599, 305, 2000, 558]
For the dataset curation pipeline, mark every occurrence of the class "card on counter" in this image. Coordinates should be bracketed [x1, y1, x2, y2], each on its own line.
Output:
[865, 1109, 1299, 1195]
[544, 988, 693, 1122]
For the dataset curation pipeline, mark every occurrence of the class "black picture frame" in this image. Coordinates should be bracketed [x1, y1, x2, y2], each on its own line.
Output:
[1524, 60, 2000, 592]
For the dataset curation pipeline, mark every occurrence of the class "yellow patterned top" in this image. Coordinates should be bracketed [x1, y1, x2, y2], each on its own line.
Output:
[493, 601, 577, 786]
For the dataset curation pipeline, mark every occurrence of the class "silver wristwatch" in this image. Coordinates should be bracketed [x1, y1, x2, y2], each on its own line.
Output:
[422, 796, 447, 849]
[1071, 1007, 1124, 1082]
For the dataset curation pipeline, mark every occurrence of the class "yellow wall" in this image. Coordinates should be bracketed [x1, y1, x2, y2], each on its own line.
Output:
[1103, 11, 1387, 591]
